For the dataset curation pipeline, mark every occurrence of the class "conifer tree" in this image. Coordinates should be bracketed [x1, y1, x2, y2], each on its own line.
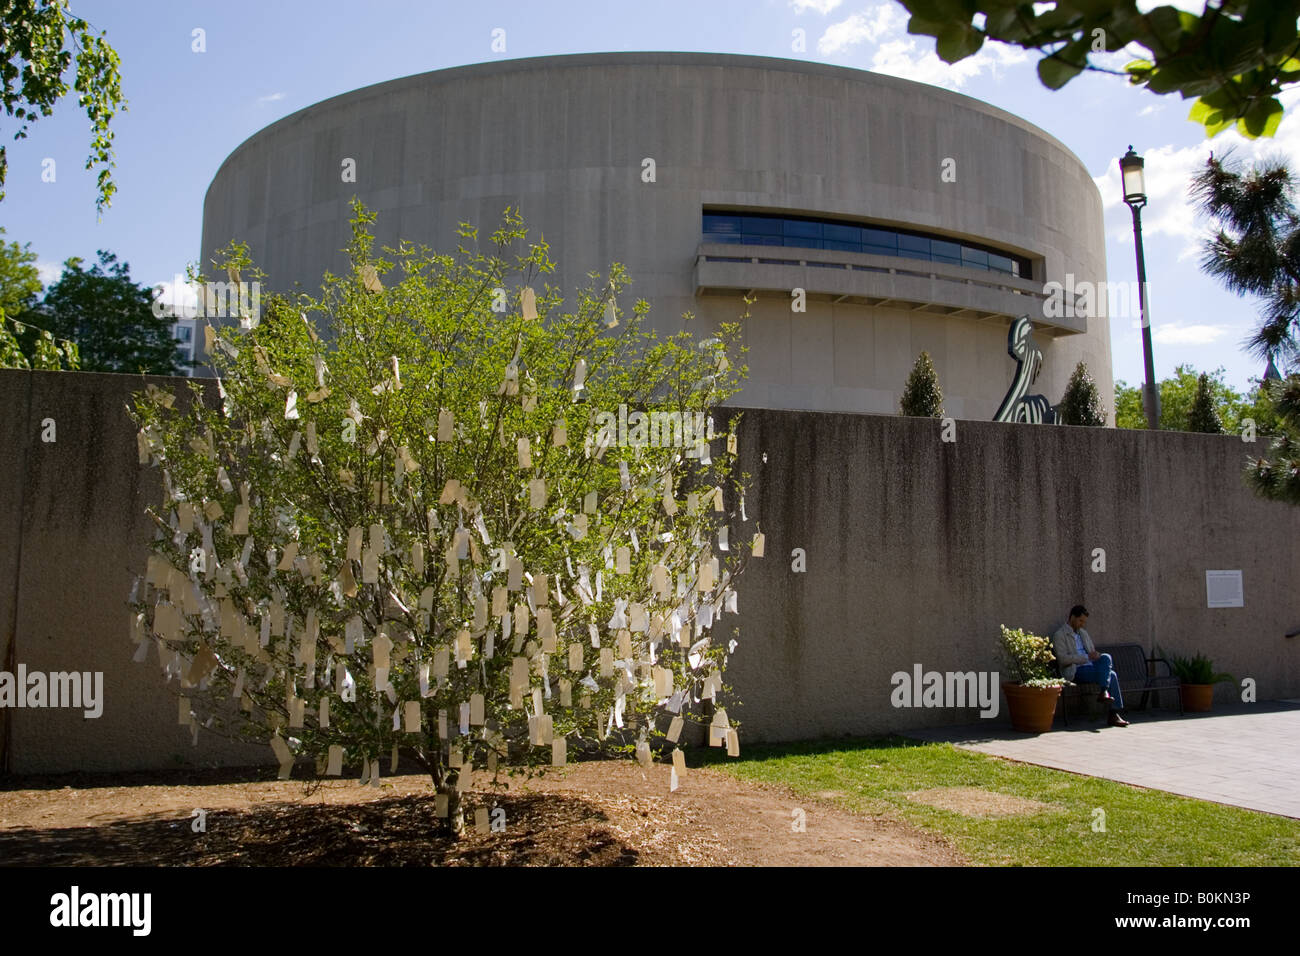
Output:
[900, 351, 944, 417]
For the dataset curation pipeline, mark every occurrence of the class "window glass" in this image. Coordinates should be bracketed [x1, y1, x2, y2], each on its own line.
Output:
[742, 216, 784, 236]
[862, 228, 897, 250]
[783, 219, 822, 238]
[702, 211, 1028, 274]
[703, 214, 741, 234]
[823, 223, 861, 243]
[987, 253, 1013, 274]
[897, 233, 930, 255]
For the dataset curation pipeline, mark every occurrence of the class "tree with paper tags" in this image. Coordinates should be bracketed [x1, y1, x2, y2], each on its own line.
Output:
[128, 201, 752, 835]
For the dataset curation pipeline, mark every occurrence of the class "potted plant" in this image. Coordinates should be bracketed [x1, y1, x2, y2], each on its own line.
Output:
[1157, 647, 1234, 712]
[999, 625, 1066, 733]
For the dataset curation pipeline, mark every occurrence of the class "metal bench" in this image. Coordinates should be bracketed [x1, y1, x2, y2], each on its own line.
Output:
[1054, 642, 1183, 727]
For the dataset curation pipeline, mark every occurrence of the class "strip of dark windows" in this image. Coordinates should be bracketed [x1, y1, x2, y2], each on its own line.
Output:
[702, 210, 1031, 278]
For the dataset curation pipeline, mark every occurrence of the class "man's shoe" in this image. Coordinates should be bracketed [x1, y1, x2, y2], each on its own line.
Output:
[1107, 712, 1129, 727]
[1097, 690, 1113, 703]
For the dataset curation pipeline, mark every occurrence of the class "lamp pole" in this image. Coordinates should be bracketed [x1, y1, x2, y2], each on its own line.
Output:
[1120, 146, 1160, 430]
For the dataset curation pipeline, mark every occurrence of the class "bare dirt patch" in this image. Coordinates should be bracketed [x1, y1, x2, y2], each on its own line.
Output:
[905, 786, 1059, 818]
[0, 761, 962, 866]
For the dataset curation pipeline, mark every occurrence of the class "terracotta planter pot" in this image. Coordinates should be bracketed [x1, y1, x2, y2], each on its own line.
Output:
[1182, 683, 1214, 712]
[1001, 681, 1063, 733]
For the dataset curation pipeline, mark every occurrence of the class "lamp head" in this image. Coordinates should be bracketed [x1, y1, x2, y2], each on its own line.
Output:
[1120, 146, 1146, 207]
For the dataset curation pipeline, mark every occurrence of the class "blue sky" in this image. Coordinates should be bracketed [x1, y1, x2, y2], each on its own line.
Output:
[3, 0, 1296, 395]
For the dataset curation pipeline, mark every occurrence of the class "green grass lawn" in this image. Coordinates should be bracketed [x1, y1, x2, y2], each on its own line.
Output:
[698, 737, 1300, 866]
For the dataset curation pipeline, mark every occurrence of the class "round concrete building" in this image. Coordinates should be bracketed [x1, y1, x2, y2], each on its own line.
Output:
[202, 52, 1113, 420]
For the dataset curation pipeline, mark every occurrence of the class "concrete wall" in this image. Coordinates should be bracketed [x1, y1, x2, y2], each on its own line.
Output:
[0, 370, 264, 774]
[200, 52, 1113, 422]
[722, 406, 1300, 741]
[2, 370, 1297, 773]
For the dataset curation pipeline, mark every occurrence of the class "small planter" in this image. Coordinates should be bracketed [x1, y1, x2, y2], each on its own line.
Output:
[1002, 681, 1063, 733]
[1182, 683, 1215, 712]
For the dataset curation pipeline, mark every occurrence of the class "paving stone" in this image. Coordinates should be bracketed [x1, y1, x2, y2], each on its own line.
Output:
[904, 702, 1300, 819]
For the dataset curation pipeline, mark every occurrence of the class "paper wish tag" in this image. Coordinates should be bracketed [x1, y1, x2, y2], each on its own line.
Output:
[552, 737, 566, 767]
[404, 700, 421, 732]
[326, 745, 343, 776]
[521, 286, 538, 320]
[752, 532, 765, 558]
[269, 734, 294, 780]
[672, 746, 686, 781]
[528, 478, 546, 509]
[437, 409, 455, 441]
[475, 807, 491, 834]
[667, 715, 685, 743]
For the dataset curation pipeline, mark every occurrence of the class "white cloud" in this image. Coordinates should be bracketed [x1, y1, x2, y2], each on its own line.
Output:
[790, 0, 843, 13]
[256, 92, 286, 105]
[36, 260, 61, 287]
[1094, 100, 1300, 260]
[1149, 322, 1231, 346]
[869, 34, 1027, 89]
[1135, 0, 1207, 13]
[817, 6, 901, 54]
[1137, 103, 1162, 116]
[815, 3, 1028, 88]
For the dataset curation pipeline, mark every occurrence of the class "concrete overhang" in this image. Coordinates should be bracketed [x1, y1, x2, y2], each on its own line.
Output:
[693, 243, 1084, 336]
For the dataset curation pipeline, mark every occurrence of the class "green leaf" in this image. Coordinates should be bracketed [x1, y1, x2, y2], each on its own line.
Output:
[1237, 97, 1284, 138]
[935, 22, 985, 64]
[1038, 38, 1089, 90]
[1143, 5, 1192, 57]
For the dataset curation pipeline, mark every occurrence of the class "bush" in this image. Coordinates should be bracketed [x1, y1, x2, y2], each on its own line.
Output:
[998, 625, 1065, 687]
[900, 351, 944, 417]
[1056, 361, 1107, 426]
[1187, 372, 1225, 433]
[127, 202, 752, 835]
[1157, 647, 1233, 685]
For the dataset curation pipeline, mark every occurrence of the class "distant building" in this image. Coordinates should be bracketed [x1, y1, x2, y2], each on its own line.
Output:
[202, 52, 1112, 420]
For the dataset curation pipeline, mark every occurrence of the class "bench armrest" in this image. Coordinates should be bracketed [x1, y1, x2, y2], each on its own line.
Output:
[1147, 656, 1176, 679]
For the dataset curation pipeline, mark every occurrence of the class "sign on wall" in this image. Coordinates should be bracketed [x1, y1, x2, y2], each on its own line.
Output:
[1206, 570, 1244, 608]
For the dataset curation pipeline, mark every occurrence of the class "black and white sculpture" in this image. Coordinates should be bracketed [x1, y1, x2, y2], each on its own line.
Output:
[993, 316, 1057, 424]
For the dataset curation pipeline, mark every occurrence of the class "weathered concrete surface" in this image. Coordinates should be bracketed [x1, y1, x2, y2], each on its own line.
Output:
[0, 370, 264, 774]
[201, 52, 1113, 422]
[3, 372, 1295, 772]
[720, 407, 1300, 742]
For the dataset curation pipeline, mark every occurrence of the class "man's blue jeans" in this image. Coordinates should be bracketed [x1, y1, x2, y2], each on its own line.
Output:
[1073, 655, 1124, 709]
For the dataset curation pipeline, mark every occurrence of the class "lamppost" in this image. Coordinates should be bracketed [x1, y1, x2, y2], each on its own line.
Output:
[1120, 146, 1160, 430]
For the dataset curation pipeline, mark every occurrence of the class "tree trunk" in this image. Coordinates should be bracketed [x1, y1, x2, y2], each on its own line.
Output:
[430, 759, 464, 838]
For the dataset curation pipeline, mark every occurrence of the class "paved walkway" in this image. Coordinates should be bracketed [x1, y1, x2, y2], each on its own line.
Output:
[904, 701, 1300, 819]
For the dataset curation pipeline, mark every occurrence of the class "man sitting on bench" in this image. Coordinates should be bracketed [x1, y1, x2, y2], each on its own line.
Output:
[1052, 605, 1128, 727]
